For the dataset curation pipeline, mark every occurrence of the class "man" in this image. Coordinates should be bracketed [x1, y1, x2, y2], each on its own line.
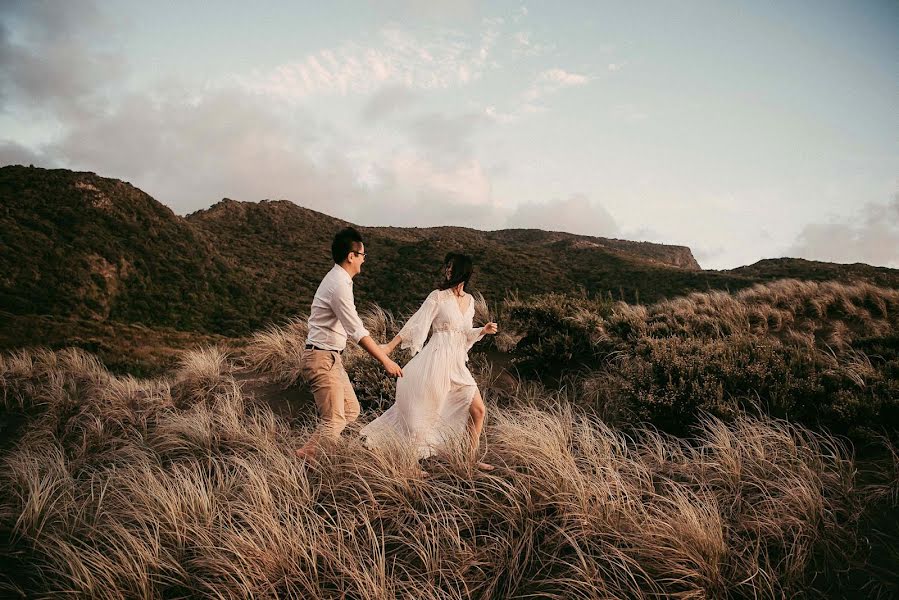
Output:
[295, 227, 403, 460]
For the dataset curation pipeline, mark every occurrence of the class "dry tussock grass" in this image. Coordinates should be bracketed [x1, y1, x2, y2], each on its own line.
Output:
[242, 317, 310, 386]
[1, 345, 896, 598]
[500, 280, 899, 440]
[608, 279, 899, 351]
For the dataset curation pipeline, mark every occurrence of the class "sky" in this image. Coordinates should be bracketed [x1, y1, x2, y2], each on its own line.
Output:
[1, 0, 897, 269]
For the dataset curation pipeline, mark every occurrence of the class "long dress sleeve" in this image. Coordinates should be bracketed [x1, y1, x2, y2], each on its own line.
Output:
[399, 290, 440, 356]
[464, 303, 485, 353]
[465, 325, 485, 353]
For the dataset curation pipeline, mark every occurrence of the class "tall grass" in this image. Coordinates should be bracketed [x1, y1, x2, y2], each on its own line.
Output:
[2, 279, 897, 597]
[0, 344, 896, 598]
[504, 280, 899, 441]
[605, 279, 899, 347]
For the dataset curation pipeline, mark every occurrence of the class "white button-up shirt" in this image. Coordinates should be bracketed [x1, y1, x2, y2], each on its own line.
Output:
[305, 264, 371, 351]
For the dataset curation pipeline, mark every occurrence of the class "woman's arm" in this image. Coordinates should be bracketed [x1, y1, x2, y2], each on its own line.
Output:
[397, 290, 441, 356]
[380, 334, 403, 356]
[465, 322, 497, 352]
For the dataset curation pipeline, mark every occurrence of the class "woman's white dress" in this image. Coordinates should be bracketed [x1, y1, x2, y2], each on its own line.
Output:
[361, 289, 486, 458]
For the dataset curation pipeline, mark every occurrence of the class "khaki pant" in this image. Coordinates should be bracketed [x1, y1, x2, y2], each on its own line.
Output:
[301, 348, 360, 439]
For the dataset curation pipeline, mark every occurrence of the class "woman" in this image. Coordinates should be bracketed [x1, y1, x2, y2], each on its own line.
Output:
[360, 253, 498, 472]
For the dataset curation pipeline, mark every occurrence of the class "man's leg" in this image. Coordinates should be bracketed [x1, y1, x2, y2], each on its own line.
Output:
[336, 354, 361, 427]
[296, 350, 346, 459]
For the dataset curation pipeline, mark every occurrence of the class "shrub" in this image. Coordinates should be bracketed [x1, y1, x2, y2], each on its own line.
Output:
[502, 292, 615, 379]
[502, 280, 899, 440]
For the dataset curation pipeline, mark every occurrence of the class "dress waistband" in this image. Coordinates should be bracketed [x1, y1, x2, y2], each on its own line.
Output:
[432, 324, 466, 334]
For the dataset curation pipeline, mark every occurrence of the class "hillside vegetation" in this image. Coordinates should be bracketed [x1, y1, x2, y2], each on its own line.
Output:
[4, 165, 899, 355]
[501, 279, 899, 442]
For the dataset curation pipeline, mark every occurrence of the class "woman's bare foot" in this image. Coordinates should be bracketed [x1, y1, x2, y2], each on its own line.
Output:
[418, 469, 430, 478]
[476, 461, 495, 472]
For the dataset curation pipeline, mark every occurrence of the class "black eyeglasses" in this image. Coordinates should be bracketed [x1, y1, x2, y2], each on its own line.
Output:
[353, 251, 367, 257]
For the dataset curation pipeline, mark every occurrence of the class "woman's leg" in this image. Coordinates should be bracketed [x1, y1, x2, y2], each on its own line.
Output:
[468, 388, 493, 470]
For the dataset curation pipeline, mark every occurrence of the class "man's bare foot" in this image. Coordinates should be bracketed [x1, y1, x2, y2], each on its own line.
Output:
[476, 462, 495, 472]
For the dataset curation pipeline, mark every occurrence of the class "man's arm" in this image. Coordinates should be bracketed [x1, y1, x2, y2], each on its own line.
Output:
[332, 283, 403, 377]
[359, 336, 403, 377]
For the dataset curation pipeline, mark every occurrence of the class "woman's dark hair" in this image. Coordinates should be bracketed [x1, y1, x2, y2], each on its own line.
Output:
[331, 227, 364, 264]
[438, 252, 473, 292]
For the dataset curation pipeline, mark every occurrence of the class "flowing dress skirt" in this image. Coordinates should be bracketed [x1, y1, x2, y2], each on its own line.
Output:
[361, 330, 477, 459]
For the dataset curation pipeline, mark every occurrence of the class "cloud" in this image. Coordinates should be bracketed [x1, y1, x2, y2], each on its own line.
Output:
[0, 140, 44, 166]
[692, 246, 724, 268]
[483, 67, 587, 124]
[41, 84, 373, 216]
[610, 103, 649, 122]
[787, 196, 899, 267]
[355, 154, 503, 228]
[240, 24, 501, 101]
[483, 102, 545, 124]
[0, 0, 125, 118]
[391, 155, 492, 207]
[0, 2, 553, 236]
[522, 67, 590, 102]
[32, 77, 505, 230]
[511, 30, 551, 57]
[360, 85, 418, 123]
[538, 68, 588, 86]
[368, 0, 480, 21]
[506, 194, 619, 238]
[0, 4, 506, 224]
[405, 111, 489, 166]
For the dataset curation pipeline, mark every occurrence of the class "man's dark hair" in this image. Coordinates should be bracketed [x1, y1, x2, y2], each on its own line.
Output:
[332, 227, 364, 264]
[438, 252, 474, 292]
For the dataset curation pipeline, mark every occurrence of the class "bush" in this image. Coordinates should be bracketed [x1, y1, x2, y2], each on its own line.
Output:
[502, 292, 615, 379]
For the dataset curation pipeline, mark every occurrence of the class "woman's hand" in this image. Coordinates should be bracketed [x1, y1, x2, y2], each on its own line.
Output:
[380, 334, 402, 356]
[483, 322, 498, 335]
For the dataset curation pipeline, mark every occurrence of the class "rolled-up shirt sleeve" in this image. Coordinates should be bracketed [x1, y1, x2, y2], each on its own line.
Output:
[332, 281, 370, 343]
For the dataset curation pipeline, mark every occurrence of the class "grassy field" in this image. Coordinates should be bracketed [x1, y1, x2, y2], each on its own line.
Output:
[0, 311, 240, 378]
[1, 279, 898, 598]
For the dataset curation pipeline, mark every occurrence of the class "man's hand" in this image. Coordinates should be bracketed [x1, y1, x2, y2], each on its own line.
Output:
[483, 322, 498, 335]
[383, 358, 404, 377]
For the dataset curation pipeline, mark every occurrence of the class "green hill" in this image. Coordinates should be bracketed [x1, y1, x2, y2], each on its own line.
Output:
[2, 165, 898, 374]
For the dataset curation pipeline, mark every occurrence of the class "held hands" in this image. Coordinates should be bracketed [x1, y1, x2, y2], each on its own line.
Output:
[483, 322, 498, 335]
[379, 335, 401, 357]
[359, 336, 403, 377]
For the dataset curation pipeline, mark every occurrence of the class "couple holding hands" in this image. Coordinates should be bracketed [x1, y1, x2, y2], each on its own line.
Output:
[295, 227, 498, 474]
